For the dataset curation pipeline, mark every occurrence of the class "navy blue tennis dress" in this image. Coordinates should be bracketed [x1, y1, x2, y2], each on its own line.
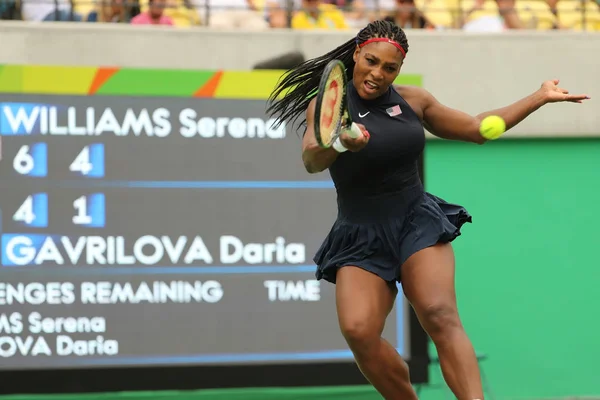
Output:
[314, 82, 472, 284]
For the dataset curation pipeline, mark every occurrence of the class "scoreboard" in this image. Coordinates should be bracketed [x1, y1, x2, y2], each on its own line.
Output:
[0, 93, 409, 371]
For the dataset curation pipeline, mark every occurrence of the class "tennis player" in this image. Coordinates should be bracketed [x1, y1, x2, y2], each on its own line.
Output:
[267, 20, 589, 400]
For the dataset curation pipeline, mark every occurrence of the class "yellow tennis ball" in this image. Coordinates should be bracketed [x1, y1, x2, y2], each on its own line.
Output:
[479, 115, 506, 140]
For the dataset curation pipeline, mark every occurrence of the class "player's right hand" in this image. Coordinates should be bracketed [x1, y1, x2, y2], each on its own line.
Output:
[340, 123, 370, 152]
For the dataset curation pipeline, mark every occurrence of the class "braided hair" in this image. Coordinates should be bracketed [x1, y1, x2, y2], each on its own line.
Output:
[266, 20, 409, 131]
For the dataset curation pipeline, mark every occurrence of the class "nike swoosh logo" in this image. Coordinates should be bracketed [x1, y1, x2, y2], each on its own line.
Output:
[359, 112, 370, 118]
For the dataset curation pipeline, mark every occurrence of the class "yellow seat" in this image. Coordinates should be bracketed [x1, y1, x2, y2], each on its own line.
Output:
[557, 0, 600, 30]
[416, 0, 455, 27]
[291, 3, 349, 30]
[139, 0, 200, 26]
[441, 0, 465, 27]
[72, 0, 96, 19]
[515, 0, 558, 29]
[252, 0, 266, 9]
[460, 0, 499, 23]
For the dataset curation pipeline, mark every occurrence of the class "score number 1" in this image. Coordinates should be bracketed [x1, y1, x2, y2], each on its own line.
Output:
[13, 143, 104, 178]
[13, 193, 105, 228]
[72, 194, 105, 227]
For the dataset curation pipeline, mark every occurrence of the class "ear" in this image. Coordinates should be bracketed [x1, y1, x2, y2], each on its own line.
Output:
[353, 46, 360, 63]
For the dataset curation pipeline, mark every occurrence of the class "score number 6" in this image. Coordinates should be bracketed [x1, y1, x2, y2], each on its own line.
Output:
[13, 144, 47, 177]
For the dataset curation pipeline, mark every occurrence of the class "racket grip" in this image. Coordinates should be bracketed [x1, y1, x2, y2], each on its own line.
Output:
[346, 122, 363, 139]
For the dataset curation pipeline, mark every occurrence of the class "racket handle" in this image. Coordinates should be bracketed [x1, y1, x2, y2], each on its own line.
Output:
[346, 122, 363, 139]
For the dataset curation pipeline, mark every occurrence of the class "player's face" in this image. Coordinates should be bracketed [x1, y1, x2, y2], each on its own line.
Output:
[352, 42, 404, 100]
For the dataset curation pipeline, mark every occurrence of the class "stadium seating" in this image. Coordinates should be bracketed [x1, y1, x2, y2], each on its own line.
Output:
[556, 0, 600, 29]
[0, 0, 598, 31]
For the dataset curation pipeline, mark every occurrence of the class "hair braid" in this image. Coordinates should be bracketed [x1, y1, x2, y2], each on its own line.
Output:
[266, 20, 409, 131]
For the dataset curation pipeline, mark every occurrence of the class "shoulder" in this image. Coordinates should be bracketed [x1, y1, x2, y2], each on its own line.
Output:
[392, 85, 436, 119]
[392, 85, 434, 103]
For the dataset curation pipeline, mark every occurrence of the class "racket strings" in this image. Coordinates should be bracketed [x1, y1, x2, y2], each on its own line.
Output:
[319, 65, 346, 146]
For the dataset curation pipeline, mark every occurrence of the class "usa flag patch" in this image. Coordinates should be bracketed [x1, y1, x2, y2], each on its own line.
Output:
[386, 105, 402, 117]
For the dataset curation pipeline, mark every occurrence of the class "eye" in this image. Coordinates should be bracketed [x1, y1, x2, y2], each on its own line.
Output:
[386, 66, 397, 72]
[366, 58, 375, 65]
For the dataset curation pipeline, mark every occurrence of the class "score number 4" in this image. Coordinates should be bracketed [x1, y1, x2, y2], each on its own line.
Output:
[69, 144, 104, 177]
[13, 193, 105, 228]
[14, 144, 105, 178]
[12, 193, 48, 228]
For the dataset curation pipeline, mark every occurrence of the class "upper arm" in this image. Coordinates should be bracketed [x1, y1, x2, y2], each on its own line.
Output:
[419, 88, 484, 144]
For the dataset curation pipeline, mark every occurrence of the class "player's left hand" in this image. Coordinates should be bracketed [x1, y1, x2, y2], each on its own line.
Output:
[540, 79, 590, 104]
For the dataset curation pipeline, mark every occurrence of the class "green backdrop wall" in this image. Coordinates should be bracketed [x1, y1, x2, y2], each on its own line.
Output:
[424, 138, 600, 399]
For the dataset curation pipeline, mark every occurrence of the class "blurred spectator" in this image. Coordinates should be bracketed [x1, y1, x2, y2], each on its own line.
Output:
[131, 0, 173, 24]
[383, 0, 434, 28]
[137, 0, 198, 27]
[546, 0, 563, 28]
[323, 0, 369, 27]
[513, 0, 559, 29]
[87, 0, 132, 22]
[4, 0, 598, 30]
[459, 0, 523, 31]
[20, 0, 82, 21]
[288, 0, 349, 29]
[496, 0, 524, 28]
[0, 0, 20, 19]
[363, 0, 394, 20]
[264, 0, 287, 27]
[193, 0, 269, 29]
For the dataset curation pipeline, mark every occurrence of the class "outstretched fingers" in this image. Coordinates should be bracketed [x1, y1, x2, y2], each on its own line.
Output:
[565, 93, 591, 103]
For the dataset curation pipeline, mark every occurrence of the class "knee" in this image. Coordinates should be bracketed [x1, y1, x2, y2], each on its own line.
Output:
[419, 303, 463, 342]
[340, 318, 381, 351]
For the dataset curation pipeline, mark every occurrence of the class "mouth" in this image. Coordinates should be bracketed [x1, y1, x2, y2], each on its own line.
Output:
[363, 80, 380, 95]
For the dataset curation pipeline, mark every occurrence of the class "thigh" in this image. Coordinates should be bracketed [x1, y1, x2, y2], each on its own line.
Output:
[400, 243, 460, 330]
[336, 266, 398, 338]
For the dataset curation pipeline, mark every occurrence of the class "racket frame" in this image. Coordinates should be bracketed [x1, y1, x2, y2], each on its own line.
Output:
[313, 60, 359, 149]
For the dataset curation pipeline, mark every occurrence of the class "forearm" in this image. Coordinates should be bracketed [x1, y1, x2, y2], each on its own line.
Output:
[302, 143, 339, 173]
[423, 80, 587, 144]
[476, 89, 547, 132]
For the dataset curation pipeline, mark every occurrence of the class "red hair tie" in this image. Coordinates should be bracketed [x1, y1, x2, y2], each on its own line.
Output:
[359, 38, 406, 58]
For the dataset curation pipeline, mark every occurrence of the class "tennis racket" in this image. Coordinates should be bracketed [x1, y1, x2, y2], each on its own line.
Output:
[313, 60, 363, 149]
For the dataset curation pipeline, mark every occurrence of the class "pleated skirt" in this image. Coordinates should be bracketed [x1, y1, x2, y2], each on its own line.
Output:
[313, 190, 472, 284]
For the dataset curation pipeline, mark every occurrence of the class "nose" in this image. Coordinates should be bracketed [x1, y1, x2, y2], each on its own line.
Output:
[369, 68, 384, 82]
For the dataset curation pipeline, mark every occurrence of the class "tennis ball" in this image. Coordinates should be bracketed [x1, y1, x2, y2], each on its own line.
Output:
[479, 115, 506, 140]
